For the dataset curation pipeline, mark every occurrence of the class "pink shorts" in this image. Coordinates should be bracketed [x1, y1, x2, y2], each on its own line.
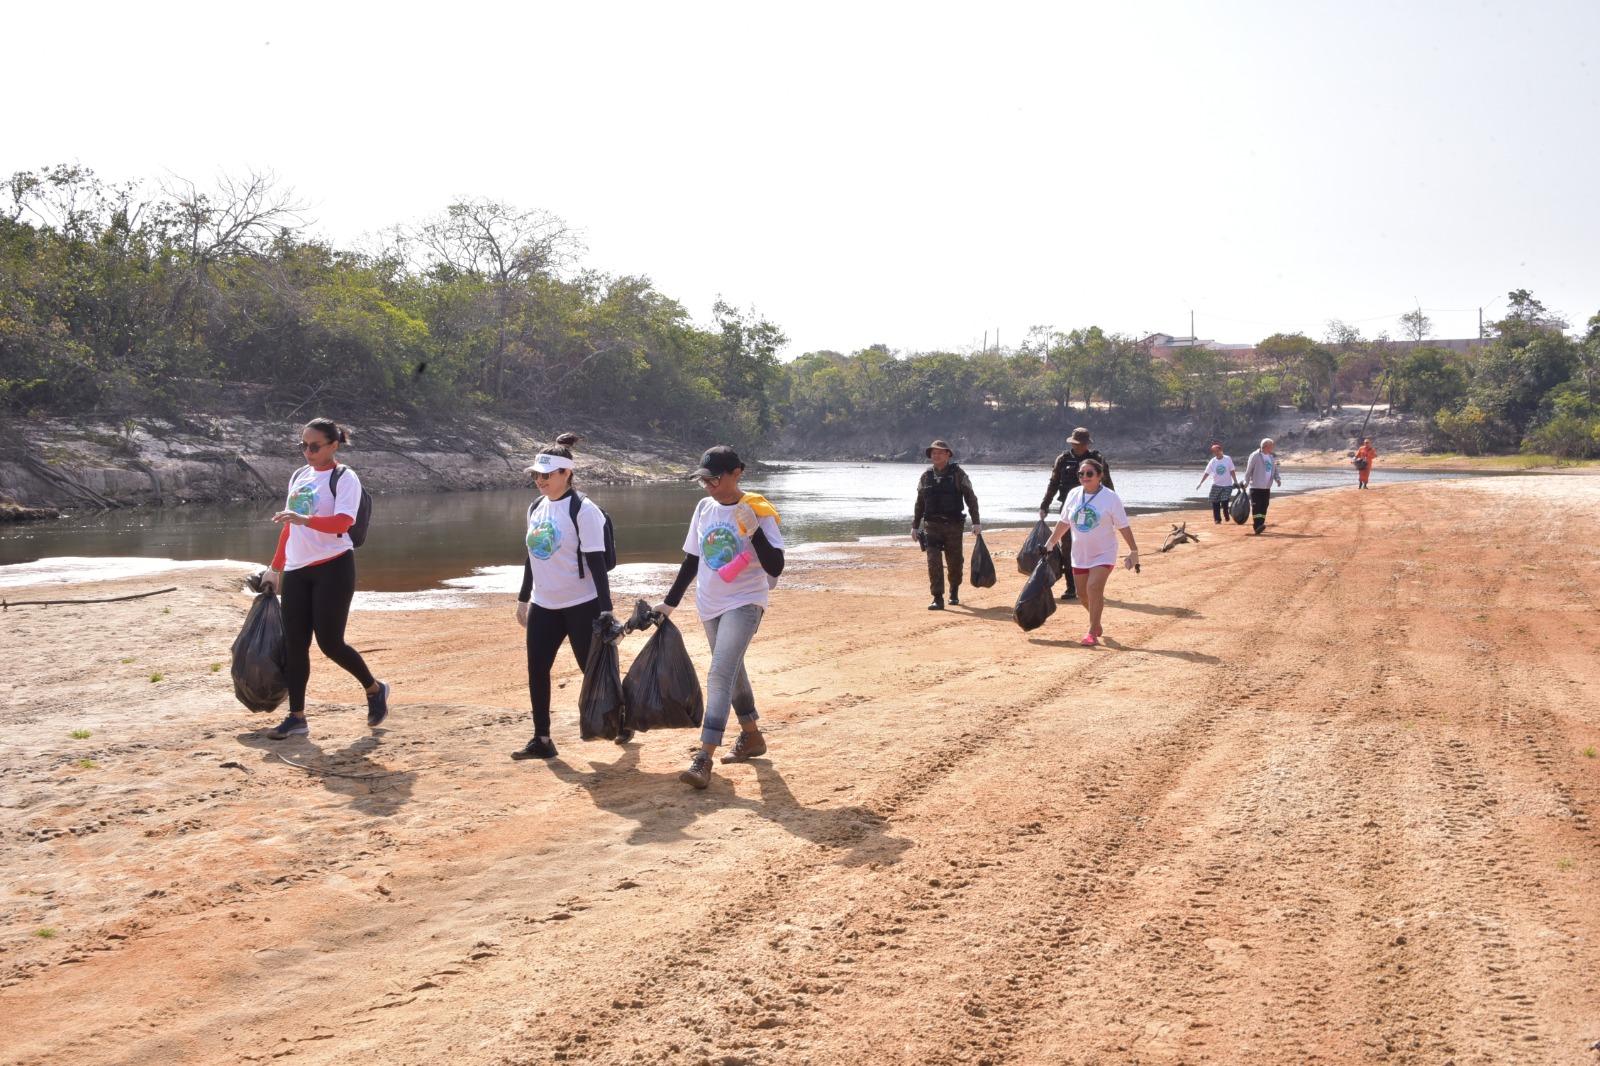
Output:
[1072, 564, 1113, 576]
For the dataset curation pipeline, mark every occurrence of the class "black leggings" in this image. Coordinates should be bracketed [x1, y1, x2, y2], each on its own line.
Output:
[280, 551, 376, 714]
[526, 598, 603, 736]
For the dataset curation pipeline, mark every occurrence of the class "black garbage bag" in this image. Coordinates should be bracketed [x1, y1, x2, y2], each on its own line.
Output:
[969, 532, 997, 588]
[1017, 519, 1053, 574]
[578, 613, 627, 740]
[232, 589, 288, 712]
[622, 616, 704, 731]
[1228, 484, 1250, 525]
[1013, 552, 1062, 632]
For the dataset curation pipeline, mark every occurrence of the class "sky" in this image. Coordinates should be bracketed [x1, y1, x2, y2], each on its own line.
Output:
[8, 0, 1598, 356]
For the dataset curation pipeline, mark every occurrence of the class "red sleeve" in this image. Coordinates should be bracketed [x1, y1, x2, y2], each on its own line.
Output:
[270, 522, 291, 571]
[305, 514, 355, 535]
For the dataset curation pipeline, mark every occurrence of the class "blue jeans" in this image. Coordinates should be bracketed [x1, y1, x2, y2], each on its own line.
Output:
[700, 604, 763, 746]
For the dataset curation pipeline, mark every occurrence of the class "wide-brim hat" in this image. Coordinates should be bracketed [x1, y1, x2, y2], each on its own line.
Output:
[1068, 427, 1093, 444]
[924, 439, 955, 459]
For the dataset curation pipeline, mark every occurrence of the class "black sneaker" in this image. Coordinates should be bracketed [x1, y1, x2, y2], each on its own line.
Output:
[511, 736, 559, 761]
[948, 590, 961, 606]
[928, 597, 945, 611]
[266, 714, 309, 740]
[680, 751, 712, 789]
[1059, 589, 1077, 602]
[366, 681, 391, 728]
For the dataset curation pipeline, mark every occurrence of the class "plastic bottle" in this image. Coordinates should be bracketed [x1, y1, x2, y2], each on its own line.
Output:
[717, 548, 754, 582]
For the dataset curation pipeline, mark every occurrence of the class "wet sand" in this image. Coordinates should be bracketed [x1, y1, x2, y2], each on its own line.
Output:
[2, 475, 1598, 1064]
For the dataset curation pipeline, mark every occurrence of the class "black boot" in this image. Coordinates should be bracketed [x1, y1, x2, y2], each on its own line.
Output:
[948, 586, 960, 606]
[928, 595, 945, 611]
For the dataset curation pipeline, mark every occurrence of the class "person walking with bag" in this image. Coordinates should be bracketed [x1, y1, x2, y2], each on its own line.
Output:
[1038, 427, 1113, 601]
[1354, 438, 1377, 489]
[911, 440, 981, 611]
[1195, 440, 1239, 524]
[258, 418, 389, 740]
[1043, 458, 1139, 647]
[511, 434, 617, 761]
[1243, 438, 1282, 534]
[653, 446, 785, 790]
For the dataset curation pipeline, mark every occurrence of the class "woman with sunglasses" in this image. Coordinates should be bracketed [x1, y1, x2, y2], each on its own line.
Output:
[511, 434, 615, 761]
[1043, 457, 1138, 647]
[258, 418, 389, 739]
[653, 445, 784, 790]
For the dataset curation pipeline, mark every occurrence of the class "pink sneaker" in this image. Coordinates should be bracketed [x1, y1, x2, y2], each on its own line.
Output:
[1079, 633, 1098, 647]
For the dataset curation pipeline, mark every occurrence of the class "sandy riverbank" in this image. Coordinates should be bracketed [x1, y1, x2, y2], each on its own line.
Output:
[3, 476, 1599, 1064]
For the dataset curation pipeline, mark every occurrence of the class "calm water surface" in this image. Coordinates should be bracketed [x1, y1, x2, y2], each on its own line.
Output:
[1, 460, 1469, 593]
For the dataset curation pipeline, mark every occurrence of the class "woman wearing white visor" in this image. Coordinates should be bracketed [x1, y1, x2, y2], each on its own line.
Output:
[511, 434, 614, 761]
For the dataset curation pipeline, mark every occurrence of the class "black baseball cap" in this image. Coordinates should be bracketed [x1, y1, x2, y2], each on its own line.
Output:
[691, 445, 744, 479]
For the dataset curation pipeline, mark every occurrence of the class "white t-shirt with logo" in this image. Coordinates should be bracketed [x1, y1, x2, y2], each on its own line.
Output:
[525, 493, 608, 609]
[1058, 485, 1130, 569]
[283, 465, 362, 571]
[683, 496, 784, 621]
[1203, 455, 1237, 486]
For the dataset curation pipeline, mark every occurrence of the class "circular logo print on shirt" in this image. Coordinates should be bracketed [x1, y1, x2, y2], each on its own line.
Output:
[526, 520, 562, 561]
[701, 524, 741, 572]
[1071, 503, 1100, 534]
[288, 483, 318, 516]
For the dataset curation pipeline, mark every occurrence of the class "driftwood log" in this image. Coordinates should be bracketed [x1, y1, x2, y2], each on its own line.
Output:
[2, 586, 178, 610]
[1159, 522, 1201, 553]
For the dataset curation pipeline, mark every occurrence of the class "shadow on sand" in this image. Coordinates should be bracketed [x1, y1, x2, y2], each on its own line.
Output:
[1026, 636, 1221, 665]
[236, 727, 416, 816]
[548, 745, 910, 867]
[1103, 598, 1200, 619]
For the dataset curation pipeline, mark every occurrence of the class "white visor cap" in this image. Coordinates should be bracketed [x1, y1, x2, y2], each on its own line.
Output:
[525, 453, 576, 474]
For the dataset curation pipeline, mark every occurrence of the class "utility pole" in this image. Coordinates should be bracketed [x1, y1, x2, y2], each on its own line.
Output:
[1478, 307, 1484, 340]
[1190, 309, 1195, 342]
[996, 329, 1001, 353]
[982, 330, 987, 354]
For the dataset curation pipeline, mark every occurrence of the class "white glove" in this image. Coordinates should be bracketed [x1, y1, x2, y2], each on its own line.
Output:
[261, 569, 281, 594]
[516, 601, 530, 627]
[652, 602, 674, 619]
[972, 524, 982, 536]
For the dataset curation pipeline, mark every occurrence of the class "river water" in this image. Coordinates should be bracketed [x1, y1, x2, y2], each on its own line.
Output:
[1, 460, 1469, 601]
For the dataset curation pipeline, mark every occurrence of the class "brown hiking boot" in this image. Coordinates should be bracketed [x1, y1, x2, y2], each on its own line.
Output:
[679, 751, 712, 790]
[720, 730, 767, 764]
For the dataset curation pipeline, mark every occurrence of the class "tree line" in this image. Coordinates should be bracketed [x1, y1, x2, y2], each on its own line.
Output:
[4, 166, 1596, 458]
[1, 165, 785, 447]
[781, 294, 1600, 459]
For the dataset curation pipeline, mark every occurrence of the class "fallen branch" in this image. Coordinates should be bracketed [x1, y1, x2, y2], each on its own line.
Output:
[1159, 522, 1201, 553]
[2, 586, 179, 610]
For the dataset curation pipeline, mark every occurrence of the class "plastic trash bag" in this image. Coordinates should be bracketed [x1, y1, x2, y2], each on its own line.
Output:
[622, 616, 704, 731]
[969, 532, 997, 588]
[1017, 519, 1053, 575]
[1229, 484, 1250, 525]
[232, 586, 288, 712]
[578, 613, 627, 740]
[1013, 552, 1062, 632]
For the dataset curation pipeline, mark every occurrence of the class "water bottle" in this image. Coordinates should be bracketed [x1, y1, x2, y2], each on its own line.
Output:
[717, 548, 754, 582]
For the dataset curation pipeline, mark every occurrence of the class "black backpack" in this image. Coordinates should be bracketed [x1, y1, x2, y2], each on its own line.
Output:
[525, 493, 615, 579]
[327, 465, 373, 548]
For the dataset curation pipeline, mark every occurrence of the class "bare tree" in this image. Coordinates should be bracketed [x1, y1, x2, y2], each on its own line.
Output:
[410, 199, 584, 398]
[1398, 307, 1431, 346]
[161, 169, 308, 336]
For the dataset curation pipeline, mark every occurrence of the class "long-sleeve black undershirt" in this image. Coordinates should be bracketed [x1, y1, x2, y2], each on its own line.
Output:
[663, 529, 784, 608]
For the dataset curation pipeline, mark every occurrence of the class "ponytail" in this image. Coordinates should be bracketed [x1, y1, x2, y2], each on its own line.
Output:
[305, 417, 348, 446]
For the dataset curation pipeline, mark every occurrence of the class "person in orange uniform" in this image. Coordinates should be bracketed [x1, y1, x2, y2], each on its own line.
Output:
[1354, 438, 1377, 489]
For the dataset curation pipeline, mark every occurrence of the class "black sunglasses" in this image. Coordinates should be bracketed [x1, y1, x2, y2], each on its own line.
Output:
[299, 440, 332, 453]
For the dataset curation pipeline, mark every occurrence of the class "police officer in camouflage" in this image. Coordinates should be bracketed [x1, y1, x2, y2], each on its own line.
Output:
[912, 439, 981, 611]
[1039, 427, 1114, 601]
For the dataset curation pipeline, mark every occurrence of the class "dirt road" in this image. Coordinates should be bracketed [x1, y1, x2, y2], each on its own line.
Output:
[3, 476, 1598, 1064]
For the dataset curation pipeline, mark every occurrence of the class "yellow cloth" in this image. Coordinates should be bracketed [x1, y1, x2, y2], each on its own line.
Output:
[740, 492, 781, 524]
